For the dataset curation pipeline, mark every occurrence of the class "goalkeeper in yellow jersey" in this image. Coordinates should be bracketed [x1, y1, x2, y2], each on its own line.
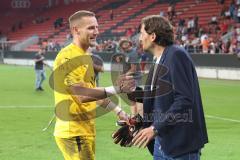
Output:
[53, 10, 136, 160]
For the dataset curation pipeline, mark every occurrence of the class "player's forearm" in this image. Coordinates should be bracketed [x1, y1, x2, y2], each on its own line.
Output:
[68, 74, 135, 103]
[97, 98, 128, 120]
[68, 85, 122, 103]
[97, 99, 122, 115]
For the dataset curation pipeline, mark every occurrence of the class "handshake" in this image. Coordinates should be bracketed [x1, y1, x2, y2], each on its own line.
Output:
[115, 73, 137, 93]
[112, 114, 144, 147]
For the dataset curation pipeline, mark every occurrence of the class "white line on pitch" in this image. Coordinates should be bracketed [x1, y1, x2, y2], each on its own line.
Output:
[206, 115, 240, 123]
[1, 106, 239, 123]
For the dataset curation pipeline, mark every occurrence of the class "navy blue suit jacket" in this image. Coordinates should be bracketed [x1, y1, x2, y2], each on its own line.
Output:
[143, 45, 208, 157]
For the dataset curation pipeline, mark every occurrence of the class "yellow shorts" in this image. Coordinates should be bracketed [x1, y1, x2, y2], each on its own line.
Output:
[55, 136, 95, 160]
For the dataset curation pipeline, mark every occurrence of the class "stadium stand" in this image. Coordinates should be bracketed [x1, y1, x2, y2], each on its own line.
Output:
[1, 0, 239, 54]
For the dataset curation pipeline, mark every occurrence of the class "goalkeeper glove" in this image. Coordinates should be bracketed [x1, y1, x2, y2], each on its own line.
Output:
[112, 114, 143, 147]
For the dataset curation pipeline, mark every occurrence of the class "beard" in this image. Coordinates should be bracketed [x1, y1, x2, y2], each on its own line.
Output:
[143, 43, 154, 53]
[89, 39, 97, 47]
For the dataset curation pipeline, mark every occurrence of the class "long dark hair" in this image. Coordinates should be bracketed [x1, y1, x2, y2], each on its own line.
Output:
[140, 15, 174, 47]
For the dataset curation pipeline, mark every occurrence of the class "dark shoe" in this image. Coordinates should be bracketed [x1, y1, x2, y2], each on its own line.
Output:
[36, 87, 44, 91]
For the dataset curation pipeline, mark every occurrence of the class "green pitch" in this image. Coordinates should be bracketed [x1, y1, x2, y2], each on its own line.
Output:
[0, 64, 240, 160]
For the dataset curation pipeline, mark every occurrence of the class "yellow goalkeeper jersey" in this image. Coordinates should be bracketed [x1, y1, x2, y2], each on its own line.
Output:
[53, 43, 96, 138]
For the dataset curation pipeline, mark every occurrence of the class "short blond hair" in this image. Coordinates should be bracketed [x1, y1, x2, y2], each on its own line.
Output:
[69, 10, 95, 28]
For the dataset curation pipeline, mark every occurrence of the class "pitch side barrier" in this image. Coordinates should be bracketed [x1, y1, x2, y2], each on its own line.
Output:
[3, 51, 240, 80]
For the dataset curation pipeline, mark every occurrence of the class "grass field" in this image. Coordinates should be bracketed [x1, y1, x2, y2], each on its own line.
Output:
[0, 64, 240, 160]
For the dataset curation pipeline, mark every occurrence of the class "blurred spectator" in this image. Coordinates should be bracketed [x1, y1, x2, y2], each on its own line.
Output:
[167, 4, 172, 17]
[182, 25, 188, 35]
[119, 38, 142, 115]
[91, 53, 104, 87]
[211, 15, 218, 25]
[223, 38, 231, 53]
[187, 17, 195, 33]
[10, 21, 23, 33]
[11, 24, 16, 32]
[0, 33, 7, 45]
[167, 3, 175, 20]
[178, 16, 185, 27]
[219, 20, 228, 35]
[88, 7, 238, 56]
[201, 34, 209, 53]
[54, 41, 61, 51]
[110, 9, 114, 20]
[216, 39, 223, 53]
[104, 40, 116, 52]
[229, 38, 237, 54]
[194, 14, 199, 30]
[17, 20, 23, 29]
[237, 42, 240, 55]
[237, 6, 240, 23]
[237, 0, 240, 5]
[229, 0, 235, 18]
[34, 48, 46, 91]
[54, 17, 63, 29]
[47, 40, 55, 51]
[237, 32, 240, 42]
[139, 49, 149, 72]
[159, 11, 165, 17]
[220, 5, 225, 17]
[42, 40, 48, 51]
[33, 16, 49, 24]
[217, 0, 225, 5]
[126, 27, 134, 37]
[209, 40, 216, 54]
[191, 36, 201, 53]
[225, 6, 231, 19]
[181, 33, 188, 43]
[66, 33, 72, 41]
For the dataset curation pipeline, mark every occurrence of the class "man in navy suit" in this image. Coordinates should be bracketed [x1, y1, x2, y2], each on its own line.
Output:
[132, 15, 208, 160]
